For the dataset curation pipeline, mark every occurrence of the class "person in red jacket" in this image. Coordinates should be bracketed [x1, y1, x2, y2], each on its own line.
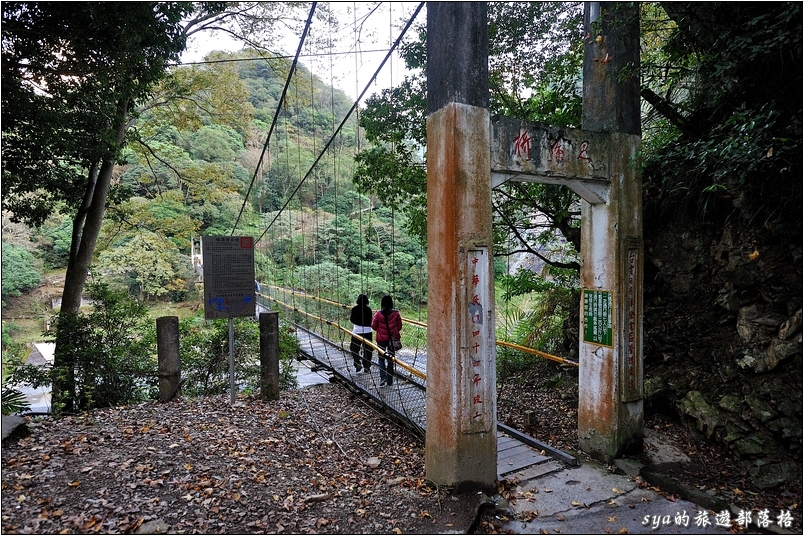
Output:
[371, 295, 402, 386]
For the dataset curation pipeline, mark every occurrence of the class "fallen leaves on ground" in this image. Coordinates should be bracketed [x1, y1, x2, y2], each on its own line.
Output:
[2, 384, 450, 534]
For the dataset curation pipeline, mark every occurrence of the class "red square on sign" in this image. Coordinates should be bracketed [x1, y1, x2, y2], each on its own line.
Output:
[240, 237, 253, 249]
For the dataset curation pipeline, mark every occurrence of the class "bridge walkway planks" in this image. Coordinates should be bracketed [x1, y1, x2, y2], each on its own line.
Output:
[293, 327, 572, 483]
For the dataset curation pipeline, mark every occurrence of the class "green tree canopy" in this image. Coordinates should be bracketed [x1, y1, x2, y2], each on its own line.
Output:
[1, 1, 222, 413]
[1, 2, 200, 227]
[641, 2, 802, 226]
[1, 242, 42, 301]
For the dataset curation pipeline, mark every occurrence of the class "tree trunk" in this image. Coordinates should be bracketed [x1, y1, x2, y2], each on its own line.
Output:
[51, 99, 131, 414]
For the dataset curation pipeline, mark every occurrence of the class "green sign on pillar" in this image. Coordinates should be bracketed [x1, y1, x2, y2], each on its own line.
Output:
[582, 289, 613, 347]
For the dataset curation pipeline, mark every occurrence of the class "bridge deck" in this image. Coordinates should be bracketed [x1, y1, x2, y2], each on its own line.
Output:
[294, 327, 571, 482]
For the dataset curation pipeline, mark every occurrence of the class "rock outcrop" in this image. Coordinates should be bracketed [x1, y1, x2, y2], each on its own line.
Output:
[643, 212, 802, 490]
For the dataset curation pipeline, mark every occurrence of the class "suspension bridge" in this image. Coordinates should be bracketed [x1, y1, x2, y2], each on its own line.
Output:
[211, 1, 645, 489]
[253, 285, 578, 483]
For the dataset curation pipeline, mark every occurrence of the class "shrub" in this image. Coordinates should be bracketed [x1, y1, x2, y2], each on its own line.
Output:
[1, 242, 42, 302]
[178, 313, 299, 397]
[1, 386, 31, 416]
[50, 281, 155, 412]
[3, 337, 43, 415]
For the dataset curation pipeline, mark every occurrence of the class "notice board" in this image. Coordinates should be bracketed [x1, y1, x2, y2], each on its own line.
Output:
[202, 236, 256, 320]
[582, 289, 613, 347]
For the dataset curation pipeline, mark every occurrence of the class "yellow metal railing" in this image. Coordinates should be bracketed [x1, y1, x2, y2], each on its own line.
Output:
[259, 285, 579, 370]
[259, 291, 427, 380]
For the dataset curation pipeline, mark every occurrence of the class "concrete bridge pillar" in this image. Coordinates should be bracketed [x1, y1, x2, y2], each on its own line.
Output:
[425, 2, 497, 491]
[578, 1, 644, 462]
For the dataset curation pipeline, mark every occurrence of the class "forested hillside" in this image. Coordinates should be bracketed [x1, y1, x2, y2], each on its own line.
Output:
[3, 48, 423, 310]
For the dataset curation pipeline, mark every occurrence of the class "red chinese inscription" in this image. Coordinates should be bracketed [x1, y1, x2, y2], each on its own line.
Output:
[577, 141, 591, 162]
[549, 138, 566, 163]
[512, 129, 533, 160]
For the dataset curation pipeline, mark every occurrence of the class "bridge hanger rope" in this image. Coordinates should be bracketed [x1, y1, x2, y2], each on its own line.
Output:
[280, 67, 295, 312]
[353, 2, 367, 295]
[387, 3, 396, 301]
[296, 72, 309, 317]
[255, 1, 425, 245]
[231, 2, 317, 236]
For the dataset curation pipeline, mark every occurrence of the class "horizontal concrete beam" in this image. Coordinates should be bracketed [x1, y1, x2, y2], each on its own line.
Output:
[491, 171, 611, 204]
[490, 116, 623, 204]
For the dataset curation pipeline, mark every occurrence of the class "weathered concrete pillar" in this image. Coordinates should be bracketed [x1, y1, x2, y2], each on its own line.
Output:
[425, 2, 497, 491]
[156, 316, 181, 402]
[578, 1, 643, 462]
[259, 311, 280, 401]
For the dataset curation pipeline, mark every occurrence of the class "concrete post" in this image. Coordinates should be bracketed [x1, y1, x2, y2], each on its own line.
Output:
[425, 2, 497, 491]
[156, 316, 181, 402]
[259, 311, 280, 401]
[578, 1, 643, 462]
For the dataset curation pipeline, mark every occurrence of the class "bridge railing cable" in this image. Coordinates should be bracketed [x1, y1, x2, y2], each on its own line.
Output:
[260, 284, 578, 369]
[258, 287, 428, 433]
[258, 290, 428, 383]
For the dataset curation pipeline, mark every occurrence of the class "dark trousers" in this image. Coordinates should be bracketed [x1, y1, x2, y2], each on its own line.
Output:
[350, 333, 373, 371]
[377, 342, 395, 384]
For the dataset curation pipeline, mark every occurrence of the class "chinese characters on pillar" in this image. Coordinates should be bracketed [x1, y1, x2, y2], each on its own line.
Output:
[511, 129, 595, 168]
[464, 248, 492, 433]
[578, 141, 591, 162]
[511, 128, 533, 160]
[494, 119, 607, 188]
[548, 137, 567, 163]
[624, 249, 639, 399]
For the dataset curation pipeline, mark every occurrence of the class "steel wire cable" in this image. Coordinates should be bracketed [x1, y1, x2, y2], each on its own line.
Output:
[231, 3, 317, 235]
[255, 2, 425, 245]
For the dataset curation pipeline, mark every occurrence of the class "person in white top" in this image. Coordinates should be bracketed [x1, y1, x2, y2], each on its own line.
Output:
[349, 294, 373, 372]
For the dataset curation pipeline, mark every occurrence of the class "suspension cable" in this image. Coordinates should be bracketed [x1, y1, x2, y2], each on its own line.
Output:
[255, 2, 425, 245]
[231, 2, 317, 235]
